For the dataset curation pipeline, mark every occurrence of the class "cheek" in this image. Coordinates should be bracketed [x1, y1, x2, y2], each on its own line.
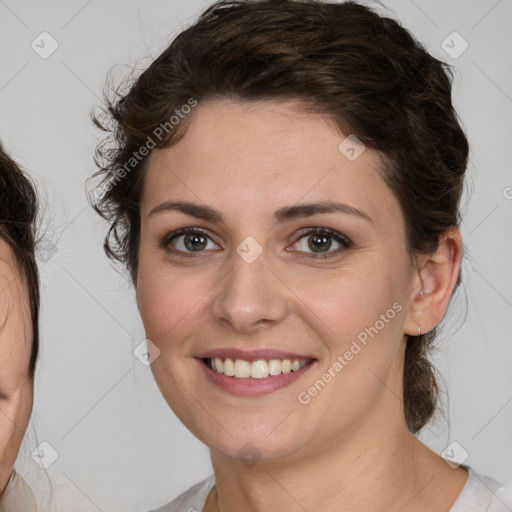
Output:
[136, 263, 212, 353]
[300, 260, 407, 382]
[304, 264, 394, 333]
[294, 265, 406, 410]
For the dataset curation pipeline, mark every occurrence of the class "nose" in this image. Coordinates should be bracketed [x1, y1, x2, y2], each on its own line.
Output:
[211, 248, 288, 334]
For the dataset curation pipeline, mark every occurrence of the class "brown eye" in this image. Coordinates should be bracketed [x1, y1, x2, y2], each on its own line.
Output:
[292, 228, 352, 257]
[181, 232, 208, 251]
[308, 233, 332, 252]
[160, 228, 218, 257]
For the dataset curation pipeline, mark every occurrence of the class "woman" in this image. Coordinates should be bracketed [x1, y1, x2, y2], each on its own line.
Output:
[0, 143, 40, 511]
[91, 1, 511, 510]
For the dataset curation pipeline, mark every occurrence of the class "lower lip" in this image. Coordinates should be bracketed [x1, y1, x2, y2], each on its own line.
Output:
[197, 358, 315, 396]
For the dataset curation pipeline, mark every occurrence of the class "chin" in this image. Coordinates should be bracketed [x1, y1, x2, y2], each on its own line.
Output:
[187, 414, 311, 464]
[210, 435, 305, 465]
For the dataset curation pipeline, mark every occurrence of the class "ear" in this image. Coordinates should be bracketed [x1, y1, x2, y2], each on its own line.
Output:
[403, 226, 463, 336]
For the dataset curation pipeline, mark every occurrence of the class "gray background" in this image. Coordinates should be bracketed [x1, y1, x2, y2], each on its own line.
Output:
[1, 0, 511, 510]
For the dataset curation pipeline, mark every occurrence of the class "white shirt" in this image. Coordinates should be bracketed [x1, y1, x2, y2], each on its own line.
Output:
[0, 471, 38, 512]
[147, 466, 512, 512]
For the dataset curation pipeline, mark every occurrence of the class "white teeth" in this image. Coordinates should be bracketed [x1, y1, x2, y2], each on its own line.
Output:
[250, 360, 269, 379]
[214, 357, 223, 374]
[268, 359, 282, 376]
[206, 357, 311, 378]
[234, 359, 251, 378]
[291, 360, 301, 371]
[223, 358, 235, 376]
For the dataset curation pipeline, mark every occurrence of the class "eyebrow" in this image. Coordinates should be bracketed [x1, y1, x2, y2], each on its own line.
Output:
[148, 200, 373, 225]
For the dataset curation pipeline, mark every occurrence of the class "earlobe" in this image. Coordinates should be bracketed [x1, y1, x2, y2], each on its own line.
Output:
[404, 226, 463, 337]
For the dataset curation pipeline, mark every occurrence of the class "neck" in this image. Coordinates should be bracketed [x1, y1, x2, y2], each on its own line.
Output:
[205, 418, 456, 512]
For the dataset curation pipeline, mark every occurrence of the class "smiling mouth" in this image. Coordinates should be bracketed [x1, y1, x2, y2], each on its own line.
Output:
[203, 357, 313, 379]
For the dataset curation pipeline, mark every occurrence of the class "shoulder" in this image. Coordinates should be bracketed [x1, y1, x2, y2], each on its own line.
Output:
[146, 474, 215, 512]
[0, 470, 38, 512]
[142, 467, 512, 512]
[450, 465, 512, 512]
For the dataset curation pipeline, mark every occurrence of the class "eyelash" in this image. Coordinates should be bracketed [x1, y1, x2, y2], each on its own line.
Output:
[159, 227, 353, 259]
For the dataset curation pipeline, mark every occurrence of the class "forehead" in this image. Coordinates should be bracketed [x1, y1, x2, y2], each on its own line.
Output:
[141, 99, 398, 225]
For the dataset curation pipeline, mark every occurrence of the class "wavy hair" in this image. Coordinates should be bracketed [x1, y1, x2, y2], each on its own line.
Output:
[90, 0, 469, 433]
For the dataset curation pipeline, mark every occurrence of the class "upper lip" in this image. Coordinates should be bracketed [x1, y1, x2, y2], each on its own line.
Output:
[196, 348, 316, 362]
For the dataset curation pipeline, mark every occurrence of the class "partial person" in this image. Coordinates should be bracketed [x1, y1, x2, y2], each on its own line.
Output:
[0, 143, 40, 511]
[90, 1, 512, 510]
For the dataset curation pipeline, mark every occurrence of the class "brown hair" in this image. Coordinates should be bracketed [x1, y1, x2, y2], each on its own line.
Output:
[0, 142, 40, 379]
[90, 0, 469, 433]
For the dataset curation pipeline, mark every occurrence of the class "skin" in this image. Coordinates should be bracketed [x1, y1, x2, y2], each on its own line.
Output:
[136, 99, 467, 511]
[0, 238, 33, 496]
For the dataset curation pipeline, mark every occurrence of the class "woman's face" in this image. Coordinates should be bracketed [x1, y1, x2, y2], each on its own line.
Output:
[136, 99, 419, 462]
